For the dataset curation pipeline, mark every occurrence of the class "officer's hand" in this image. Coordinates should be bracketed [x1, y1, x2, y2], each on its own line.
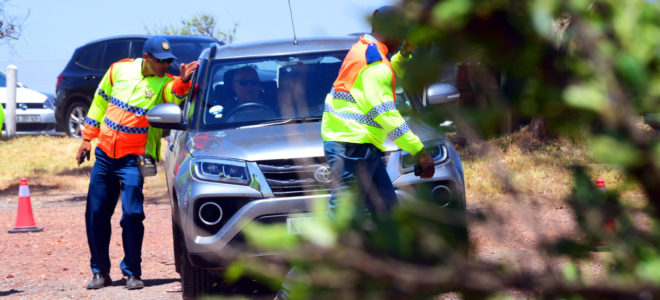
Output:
[415, 150, 435, 178]
[400, 40, 416, 57]
[77, 140, 92, 166]
[179, 61, 200, 83]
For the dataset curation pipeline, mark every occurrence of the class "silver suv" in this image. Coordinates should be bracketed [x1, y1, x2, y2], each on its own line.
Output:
[147, 36, 466, 298]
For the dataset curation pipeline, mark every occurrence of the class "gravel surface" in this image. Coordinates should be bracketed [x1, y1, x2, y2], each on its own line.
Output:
[0, 178, 597, 299]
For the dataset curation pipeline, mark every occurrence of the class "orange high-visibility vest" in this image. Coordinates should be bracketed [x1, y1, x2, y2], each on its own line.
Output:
[82, 58, 191, 160]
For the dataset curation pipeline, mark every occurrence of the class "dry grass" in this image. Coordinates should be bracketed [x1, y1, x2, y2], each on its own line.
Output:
[0, 135, 168, 201]
[458, 129, 647, 207]
[0, 130, 648, 207]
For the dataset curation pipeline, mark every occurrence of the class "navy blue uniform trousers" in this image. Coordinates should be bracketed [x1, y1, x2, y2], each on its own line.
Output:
[278, 141, 398, 299]
[324, 141, 398, 219]
[85, 147, 145, 277]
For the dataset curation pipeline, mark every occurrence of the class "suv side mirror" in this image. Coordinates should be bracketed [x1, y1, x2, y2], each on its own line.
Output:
[146, 103, 185, 130]
[425, 83, 460, 106]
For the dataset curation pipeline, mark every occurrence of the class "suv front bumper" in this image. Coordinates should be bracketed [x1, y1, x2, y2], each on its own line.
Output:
[177, 156, 465, 269]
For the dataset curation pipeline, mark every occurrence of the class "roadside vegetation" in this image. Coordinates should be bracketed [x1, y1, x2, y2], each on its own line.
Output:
[2, 132, 644, 208]
[460, 129, 647, 208]
[225, 1, 660, 298]
[0, 135, 167, 200]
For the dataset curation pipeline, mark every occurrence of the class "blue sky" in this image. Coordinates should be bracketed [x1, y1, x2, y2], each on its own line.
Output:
[0, 0, 393, 94]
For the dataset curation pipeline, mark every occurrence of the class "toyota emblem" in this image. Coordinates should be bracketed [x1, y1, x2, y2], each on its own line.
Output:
[313, 165, 332, 184]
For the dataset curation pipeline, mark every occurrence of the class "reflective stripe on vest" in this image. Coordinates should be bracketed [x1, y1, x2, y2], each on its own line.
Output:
[388, 122, 410, 141]
[324, 103, 382, 128]
[330, 88, 356, 103]
[103, 118, 149, 134]
[98, 88, 150, 117]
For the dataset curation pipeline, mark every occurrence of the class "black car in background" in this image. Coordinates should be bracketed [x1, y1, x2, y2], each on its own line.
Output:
[54, 35, 221, 138]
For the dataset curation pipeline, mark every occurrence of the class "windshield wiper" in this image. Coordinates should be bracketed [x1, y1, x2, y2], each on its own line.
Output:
[236, 117, 322, 129]
[237, 118, 297, 129]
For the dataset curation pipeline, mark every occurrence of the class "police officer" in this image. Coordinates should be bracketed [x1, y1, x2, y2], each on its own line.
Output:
[276, 6, 435, 300]
[321, 5, 435, 220]
[76, 36, 199, 290]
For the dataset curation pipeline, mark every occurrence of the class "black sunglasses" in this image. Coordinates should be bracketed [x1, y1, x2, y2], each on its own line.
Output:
[148, 54, 174, 64]
[235, 79, 259, 87]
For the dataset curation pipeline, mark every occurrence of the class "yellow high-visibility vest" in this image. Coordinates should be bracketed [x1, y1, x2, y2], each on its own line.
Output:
[321, 34, 424, 155]
[82, 58, 190, 160]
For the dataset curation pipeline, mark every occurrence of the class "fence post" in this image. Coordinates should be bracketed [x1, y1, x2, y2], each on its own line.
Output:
[5, 65, 18, 138]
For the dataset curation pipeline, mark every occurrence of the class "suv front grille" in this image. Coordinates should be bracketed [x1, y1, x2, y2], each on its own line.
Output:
[257, 158, 331, 197]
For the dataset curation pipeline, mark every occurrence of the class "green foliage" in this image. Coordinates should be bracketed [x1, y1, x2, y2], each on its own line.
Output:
[144, 13, 238, 43]
[228, 0, 660, 298]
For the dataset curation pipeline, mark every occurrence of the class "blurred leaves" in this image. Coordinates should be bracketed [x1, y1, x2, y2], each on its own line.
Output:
[589, 135, 642, 167]
[229, 0, 660, 298]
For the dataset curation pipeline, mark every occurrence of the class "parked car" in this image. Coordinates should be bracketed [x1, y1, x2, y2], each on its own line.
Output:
[1, 70, 57, 133]
[146, 36, 466, 298]
[54, 35, 221, 138]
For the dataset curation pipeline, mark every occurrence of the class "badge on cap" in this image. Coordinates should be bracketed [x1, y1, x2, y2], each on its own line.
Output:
[162, 42, 170, 50]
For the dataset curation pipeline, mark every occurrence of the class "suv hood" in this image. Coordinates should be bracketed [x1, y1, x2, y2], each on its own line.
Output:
[187, 121, 443, 162]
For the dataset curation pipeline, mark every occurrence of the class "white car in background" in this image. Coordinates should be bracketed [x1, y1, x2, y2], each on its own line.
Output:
[1, 70, 57, 133]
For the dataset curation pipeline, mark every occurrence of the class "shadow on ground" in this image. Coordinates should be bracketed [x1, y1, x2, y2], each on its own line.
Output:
[111, 277, 180, 288]
[0, 289, 22, 297]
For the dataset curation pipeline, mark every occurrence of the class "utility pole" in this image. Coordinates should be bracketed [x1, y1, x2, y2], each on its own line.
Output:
[5, 65, 17, 138]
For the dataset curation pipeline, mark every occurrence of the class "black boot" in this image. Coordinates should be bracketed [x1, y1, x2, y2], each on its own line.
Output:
[126, 275, 144, 290]
[86, 273, 112, 289]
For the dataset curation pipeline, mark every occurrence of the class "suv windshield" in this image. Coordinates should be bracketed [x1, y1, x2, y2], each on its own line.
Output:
[197, 51, 417, 130]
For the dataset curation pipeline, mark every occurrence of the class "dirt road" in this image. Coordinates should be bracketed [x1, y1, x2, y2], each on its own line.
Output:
[0, 177, 591, 299]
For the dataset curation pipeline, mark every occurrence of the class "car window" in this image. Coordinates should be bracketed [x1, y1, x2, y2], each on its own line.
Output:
[129, 40, 146, 58]
[198, 51, 346, 130]
[77, 42, 105, 70]
[170, 41, 214, 65]
[0, 72, 5, 87]
[102, 40, 130, 68]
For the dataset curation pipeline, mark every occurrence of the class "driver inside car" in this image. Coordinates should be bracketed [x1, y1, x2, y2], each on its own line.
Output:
[221, 65, 277, 122]
[232, 66, 262, 104]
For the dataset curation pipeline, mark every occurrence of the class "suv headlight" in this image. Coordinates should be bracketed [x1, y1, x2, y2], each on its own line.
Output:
[400, 141, 449, 173]
[192, 158, 249, 185]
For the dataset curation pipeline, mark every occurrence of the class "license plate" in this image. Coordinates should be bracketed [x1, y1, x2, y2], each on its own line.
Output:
[286, 215, 317, 235]
[17, 115, 40, 123]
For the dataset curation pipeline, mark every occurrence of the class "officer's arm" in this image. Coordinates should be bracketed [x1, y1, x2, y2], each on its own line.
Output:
[81, 63, 114, 141]
[162, 76, 192, 105]
[390, 50, 412, 79]
[361, 63, 424, 155]
[162, 61, 199, 105]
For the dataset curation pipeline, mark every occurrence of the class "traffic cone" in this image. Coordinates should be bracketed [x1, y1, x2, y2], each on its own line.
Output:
[596, 178, 617, 235]
[592, 178, 614, 250]
[8, 178, 43, 233]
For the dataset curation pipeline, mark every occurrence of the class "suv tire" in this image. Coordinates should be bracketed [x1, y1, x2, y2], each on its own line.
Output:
[65, 100, 88, 138]
[172, 222, 182, 274]
[180, 240, 214, 299]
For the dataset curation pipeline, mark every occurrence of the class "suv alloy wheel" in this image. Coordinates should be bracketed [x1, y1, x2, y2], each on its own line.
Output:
[66, 101, 87, 138]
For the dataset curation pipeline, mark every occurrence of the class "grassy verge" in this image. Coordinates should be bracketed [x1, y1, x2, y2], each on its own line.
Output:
[0, 135, 167, 201]
[458, 130, 646, 207]
[0, 132, 647, 207]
